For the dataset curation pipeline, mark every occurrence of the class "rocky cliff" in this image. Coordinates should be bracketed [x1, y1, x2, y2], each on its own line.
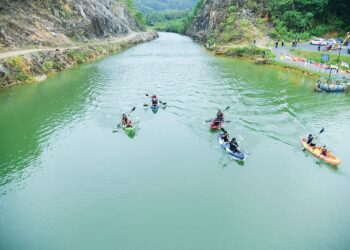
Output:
[0, 0, 143, 51]
[186, 0, 270, 45]
[0, 31, 158, 88]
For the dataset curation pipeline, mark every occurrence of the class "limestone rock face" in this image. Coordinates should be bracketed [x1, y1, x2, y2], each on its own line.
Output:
[0, 0, 143, 51]
[186, 0, 234, 41]
[186, 0, 235, 42]
[186, 0, 270, 45]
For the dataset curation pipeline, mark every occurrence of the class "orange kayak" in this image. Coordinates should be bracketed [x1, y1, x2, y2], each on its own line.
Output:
[300, 138, 341, 166]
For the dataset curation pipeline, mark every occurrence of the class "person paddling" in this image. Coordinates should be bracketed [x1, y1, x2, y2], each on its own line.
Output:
[307, 134, 316, 147]
[121, 114, 132, 128]
[229, 138, 239, 153]
[321, 146, 328, 157]
[214, 110, 224, 126]
[151, 95, 159, 106]
[221, 130, 229, 142]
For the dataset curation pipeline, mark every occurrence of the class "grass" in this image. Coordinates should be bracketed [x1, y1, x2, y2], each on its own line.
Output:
[7, 56, 35, 83]
[225, 46, 275, 59]
[289, 49, 350, 70]
[270, 60, 326, 77]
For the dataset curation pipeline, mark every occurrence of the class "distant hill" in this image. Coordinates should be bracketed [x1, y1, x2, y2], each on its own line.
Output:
[135, 0, 197, 13]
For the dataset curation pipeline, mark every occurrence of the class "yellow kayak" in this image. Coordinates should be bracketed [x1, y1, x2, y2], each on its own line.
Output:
[301, 138, 341, 166]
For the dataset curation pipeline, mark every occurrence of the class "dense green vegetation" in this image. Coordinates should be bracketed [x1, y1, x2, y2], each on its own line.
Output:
[187, 0, 350, 44]
[135, 0, 197, 12]
[225, 46, 275, 59]
[152, 16, 188, 33]
[121, 0, 146, 25]
[268, 0, 350, 40]
[134, 0, 197, 33]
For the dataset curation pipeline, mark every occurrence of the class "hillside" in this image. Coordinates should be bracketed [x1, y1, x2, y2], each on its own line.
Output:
[186, 0, 350, 45]
[134, 0, 197, 31]
[0, 0, 144, 52]
[135, 0, 197, 13]
[186, 0, 269, 45]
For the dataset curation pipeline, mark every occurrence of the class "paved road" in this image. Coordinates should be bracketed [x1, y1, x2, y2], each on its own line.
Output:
[271, 44, 350, 78]
[0, 32, 144, 60]
[274, 42, 350, 56]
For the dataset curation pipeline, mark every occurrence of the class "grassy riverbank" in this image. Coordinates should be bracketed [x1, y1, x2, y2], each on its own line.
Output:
[269, 61, 325, 78]
[289, 49, 350, 70]
[207, 45, 339, 78]
[209, 45, 275, 60]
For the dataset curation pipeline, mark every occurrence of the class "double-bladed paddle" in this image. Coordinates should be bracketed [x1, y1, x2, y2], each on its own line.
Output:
[220, 128, 248, 155]
[113, 107, 136, 133]
[302, 127, 325, 151]
[145, 94, 167, 106]
[205, 106, 230, 122]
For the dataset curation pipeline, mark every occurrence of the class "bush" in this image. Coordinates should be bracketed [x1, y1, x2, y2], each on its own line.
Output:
[41, 60, 54, 73]
[7, 56, 33, 82]
[225, 46, 275, 59]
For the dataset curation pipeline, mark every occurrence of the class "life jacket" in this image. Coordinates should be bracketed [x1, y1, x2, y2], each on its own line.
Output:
[307, 136, 314, 144]
[216, 113, 224, 121]
[230, 143, 238, 152]
[152, 97, 158, 105]
[221, 133, 228, 141]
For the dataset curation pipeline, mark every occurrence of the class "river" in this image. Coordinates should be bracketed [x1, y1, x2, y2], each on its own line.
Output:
[1, 33, 350, 250]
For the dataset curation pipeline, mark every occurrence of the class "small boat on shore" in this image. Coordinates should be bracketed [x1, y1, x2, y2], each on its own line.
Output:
[314, 76, 350, 93]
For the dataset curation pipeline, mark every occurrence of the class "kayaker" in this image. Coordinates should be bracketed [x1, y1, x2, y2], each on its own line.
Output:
[321, 146, 328, 157]
[121, 114, 132, 128]
[229, 138, 239, 153]
[214, 110, 224, 126]
[307, 134, 316, 147]
[151, 95, 158, 106]
[221, 131, 229, 142]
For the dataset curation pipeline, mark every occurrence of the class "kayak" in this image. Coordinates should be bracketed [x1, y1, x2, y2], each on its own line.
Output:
[210, 117, 224, 130]
[218, 133, 246, 161]
[151, 104, 159, 111]
[300, 138, 341, 166]
[122, 124, 135, 134]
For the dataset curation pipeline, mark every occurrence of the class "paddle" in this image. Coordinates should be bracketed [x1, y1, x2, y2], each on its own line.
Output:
[220, 128, 248, 155]
[303, 128, 325, 151]
[145, 94, 167, 106]
[205, 106, 230, 122]
[113, 107, 136, 133]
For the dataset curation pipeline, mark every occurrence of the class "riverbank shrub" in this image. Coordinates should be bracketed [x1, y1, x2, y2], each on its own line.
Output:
[225, 46, 275, 59]
[7, 56, 34, 83]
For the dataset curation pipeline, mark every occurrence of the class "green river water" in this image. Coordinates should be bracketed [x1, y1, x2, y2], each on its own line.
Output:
[1, 33, 350, 250]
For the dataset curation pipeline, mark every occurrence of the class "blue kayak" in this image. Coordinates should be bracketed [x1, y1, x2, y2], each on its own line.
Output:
[151, 105, 159, 111]
[218, 133, 246, 161]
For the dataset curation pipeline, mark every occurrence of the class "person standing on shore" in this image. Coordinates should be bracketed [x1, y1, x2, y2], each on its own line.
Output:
[275, 41, 278, 48]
